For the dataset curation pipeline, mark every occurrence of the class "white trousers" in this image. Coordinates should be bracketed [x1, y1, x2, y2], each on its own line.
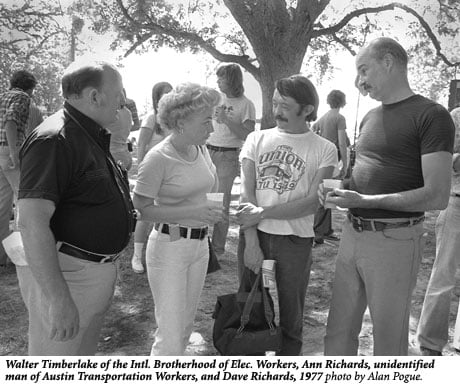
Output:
[146, 230, 208, 355]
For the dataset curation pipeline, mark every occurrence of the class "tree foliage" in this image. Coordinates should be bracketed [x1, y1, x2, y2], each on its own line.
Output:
[89, 0, 460, 127]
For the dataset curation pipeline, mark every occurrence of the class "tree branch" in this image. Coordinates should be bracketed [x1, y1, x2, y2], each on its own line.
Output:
[116, 0, 260, 77]
[312, 2, 460, 67]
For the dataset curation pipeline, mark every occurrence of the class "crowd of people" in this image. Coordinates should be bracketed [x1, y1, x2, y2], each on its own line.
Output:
[1, 36, 459, 357]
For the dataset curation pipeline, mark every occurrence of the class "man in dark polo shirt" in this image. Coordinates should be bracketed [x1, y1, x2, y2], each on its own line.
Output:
[16, 60, 135, 355]
[322, 37, 455, 355]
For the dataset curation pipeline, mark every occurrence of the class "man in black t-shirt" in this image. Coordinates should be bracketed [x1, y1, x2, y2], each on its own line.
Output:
[16, 60, 134, 355]
[322, 37, 455, 356]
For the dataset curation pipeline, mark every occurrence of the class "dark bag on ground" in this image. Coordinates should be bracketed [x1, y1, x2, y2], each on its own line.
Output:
[207, 237, 221, 274]
[212, 269, 282, 355]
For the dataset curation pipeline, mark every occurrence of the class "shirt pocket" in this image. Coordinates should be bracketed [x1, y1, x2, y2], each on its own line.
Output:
[79, 168, 114, 204]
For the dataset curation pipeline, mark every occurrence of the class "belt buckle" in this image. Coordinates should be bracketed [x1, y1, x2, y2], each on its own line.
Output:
[99, 254, 116, 264]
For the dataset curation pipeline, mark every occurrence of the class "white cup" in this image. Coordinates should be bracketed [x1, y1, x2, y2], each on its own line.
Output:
[2, 231, 27, 266]
[262, 259, 276, 288]
[206, 192, 224, 208]
[323, 179, 343, 209]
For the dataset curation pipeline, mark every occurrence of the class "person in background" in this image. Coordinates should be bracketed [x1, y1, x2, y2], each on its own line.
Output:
[133, 83, 223, 355]
[0, 70, 36, 266]
[312, 90, 349, 245]
[416, 105, 460, 356]
[237, 74, 337, 355]
[16, 60, 134, 355]
[107, 91, 134, 171]
[131, 81, 172, 274]
[207, 63, 256, 255]
[322, 37, 455, 356]
[124, 94, 140, 132]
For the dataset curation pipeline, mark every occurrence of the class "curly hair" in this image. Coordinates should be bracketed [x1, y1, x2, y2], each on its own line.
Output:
[158, 83, 220, 131]
[326, 90, 346, 109]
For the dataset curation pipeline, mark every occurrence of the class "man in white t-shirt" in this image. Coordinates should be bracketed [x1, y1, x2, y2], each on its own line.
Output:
[207, 64, 256, 255]
[237, 74, 337, 355]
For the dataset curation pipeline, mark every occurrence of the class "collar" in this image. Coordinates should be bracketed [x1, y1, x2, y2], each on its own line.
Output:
[64, 101, 111, 151]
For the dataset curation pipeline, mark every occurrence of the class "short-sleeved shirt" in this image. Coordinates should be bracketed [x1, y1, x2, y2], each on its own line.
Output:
[350, 94, 455, 219]
[208, 93, 256, 148]
[141, 112, 167, 152]
[240, 128, 337, 238]
[19, 102, 134, 254]
[313, 109, 347, 148]
[0, 88, 31, 146]
[134, 136, 216, 227]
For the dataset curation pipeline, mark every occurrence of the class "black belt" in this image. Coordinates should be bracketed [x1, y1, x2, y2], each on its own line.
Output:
[155, 223, 208, 240]
[347, 213, 425, 232]
[58, 243, 120, 263]
[206, 144, 239, 152]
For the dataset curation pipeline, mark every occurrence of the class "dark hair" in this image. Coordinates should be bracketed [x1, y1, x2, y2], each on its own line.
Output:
[151, 82, 172, 135]
[61, 61, 118, 99]
[327, 90, 346, 109]
[216, 63, 244, 97]
[152, 82, 173, 113]
[275, 74, 319, 121]
[369, 37, 408, 68]
[10, 70, 37, 91]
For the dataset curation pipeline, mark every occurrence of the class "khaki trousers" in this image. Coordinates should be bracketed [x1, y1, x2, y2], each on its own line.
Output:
[17, 251, 117, 355]
[324, 219, 425, 355]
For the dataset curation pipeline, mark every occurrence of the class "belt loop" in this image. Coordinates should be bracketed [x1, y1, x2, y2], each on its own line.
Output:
[186, 227, 190, 239]
[370, 219, 376, 232]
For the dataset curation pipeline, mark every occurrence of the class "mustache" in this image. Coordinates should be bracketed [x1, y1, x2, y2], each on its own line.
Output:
[275, 115, 288, 122]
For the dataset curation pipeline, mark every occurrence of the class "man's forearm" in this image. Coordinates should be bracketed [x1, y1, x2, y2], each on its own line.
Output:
[358, 186, 449, 212]
[20, 223, 72, 304]
[262, 194, 320, 220]
[5, 121, 18, 155]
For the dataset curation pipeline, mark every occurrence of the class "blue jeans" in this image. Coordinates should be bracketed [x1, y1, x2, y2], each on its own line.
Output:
[208, 149, 239, 254]
[417, 196, 460, 352]
[239, 230, 313, 355]
[325, 219, 426, 355]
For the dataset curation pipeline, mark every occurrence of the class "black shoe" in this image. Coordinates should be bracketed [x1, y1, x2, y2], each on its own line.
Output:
[420, 346, 442, 356]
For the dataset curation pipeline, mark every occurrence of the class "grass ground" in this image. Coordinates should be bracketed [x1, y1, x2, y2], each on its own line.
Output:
[1, 161, 459, 356]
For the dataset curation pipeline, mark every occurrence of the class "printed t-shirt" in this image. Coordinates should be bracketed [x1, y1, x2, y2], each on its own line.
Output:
[240, 128, 337, 238]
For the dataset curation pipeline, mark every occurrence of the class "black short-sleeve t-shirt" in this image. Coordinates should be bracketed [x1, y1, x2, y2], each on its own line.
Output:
[19, 103, 133, 254]
[350, 94, 455, 219]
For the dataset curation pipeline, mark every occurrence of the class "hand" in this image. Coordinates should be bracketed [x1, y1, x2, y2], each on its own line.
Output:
[236, 203, 264, 230]
[325, 188, 364, 209]
[214, 105, 227, 124]
[47, 296, 80, 341]
[244, 242, 264, 274]
[8, 151, 19, 169]
[193, 203, 226, 224]
[338, 166, 347, 179]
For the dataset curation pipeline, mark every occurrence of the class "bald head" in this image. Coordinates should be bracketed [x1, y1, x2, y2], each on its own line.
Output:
[62, 60, 125, 127]
[364, 37, 408, 70]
